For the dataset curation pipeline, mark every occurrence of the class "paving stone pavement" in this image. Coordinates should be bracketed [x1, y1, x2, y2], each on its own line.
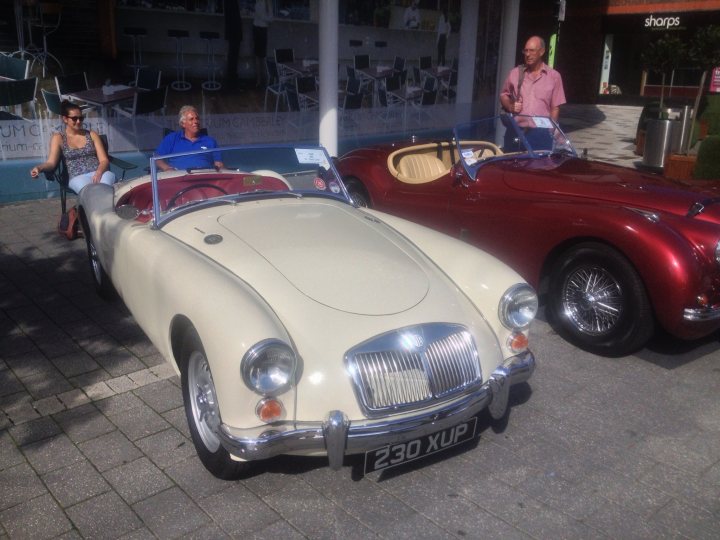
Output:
[2, 104, 720, 539]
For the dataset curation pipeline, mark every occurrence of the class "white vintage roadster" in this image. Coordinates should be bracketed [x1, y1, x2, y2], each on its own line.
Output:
[78, 144, 537, 478]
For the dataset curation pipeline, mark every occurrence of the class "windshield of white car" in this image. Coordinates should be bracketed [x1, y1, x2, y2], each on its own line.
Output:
[150, 145, 351, 227]
[454, 115, 576, 178]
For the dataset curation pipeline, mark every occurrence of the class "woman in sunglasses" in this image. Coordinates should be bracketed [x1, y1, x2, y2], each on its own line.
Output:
[30, 101, 116, 193]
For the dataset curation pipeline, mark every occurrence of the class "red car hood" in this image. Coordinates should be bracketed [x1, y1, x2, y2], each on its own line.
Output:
[501, 157, 720, 221]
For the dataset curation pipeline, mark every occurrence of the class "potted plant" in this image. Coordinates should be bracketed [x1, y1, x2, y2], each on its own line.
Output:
[693, 135, 720, 179]
[686, 25, 720, 153]
[665, 26, 720, 179]
[641, 33, 688, 117]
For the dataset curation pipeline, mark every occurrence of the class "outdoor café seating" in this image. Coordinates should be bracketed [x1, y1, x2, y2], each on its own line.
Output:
[0, 76, 38, 120]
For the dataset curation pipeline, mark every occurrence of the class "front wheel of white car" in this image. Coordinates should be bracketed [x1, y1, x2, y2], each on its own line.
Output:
[84, 231, 115, 300]
[181, 329, 248, 479]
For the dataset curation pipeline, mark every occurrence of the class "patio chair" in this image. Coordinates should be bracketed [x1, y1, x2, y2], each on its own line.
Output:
[354, 54, 370, 71]
[41, 87, 62, 117]
[0, 77, 38, 120]
[55, 72, 95, 112]
[0, 55, 30, 79]
[43, 133, 137, 214]
[133, 67, 162, 90]
[440, 69, 458, 103]
[113, 85, 167, 118]
[295, 75, 318, 110]
[274, 48, 295, 79]
[264, 58, 287, 113]
[392, 56, 405, 76]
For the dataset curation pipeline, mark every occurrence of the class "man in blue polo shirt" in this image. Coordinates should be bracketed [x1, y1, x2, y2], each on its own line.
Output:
[155, 105, 225, 171]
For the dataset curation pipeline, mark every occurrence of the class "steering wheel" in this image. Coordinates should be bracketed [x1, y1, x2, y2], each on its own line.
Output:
[472, 142, 503, 160]
[166, 183, 228, 210]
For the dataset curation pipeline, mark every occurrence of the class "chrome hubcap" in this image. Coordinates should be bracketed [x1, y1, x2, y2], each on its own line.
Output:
[89, 239, 102, 283]
[350, 191, 367, 207]
[562, 265, 623, 335]
[188, 351, 221, 452]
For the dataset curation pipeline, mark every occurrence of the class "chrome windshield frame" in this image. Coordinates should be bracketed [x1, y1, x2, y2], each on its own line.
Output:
[453, 115, 577, 181]
[149, 144, 353, 229]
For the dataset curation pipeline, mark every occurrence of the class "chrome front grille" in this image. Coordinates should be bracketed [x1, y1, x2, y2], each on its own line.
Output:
[346, 324, 482, 416]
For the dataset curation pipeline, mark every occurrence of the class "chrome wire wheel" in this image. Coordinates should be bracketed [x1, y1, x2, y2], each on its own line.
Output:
[351, 191, 369, 208]
[187, 350, 221, 453]
[88, 237, 102, 284]
[561, 264, 623, 335]
[548, 243, 654, 357]
[345, 179, 370, 208]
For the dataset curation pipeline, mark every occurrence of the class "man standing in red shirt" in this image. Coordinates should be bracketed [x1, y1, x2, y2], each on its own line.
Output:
[500, 35, 566, 122]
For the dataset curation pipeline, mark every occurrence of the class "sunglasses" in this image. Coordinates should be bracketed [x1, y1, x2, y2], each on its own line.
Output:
[65, 115, 84, 122]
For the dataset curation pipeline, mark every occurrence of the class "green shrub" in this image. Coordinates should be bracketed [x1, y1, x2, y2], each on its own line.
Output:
[693, 135, 720, 179]
[700, 95, 720, 136]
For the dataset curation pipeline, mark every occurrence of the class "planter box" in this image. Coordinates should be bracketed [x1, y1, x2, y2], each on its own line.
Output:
[664, 153, 697, 180]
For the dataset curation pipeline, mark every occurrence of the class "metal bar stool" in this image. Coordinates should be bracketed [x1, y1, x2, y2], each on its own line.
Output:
[199, 31, 221, 91]
[29, 2, 63, 77]
[124, 27, 147, 75]
[168, 29, 191, 91]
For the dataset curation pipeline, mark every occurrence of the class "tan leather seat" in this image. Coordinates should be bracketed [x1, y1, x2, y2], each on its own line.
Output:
[397, 154, 447, 184]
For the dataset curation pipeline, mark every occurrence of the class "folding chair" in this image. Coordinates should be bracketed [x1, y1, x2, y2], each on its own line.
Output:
[0, 55, 30, 79]
[354, 54, 370, 70]
[41, 87, 62, 117]
[133, 67, 162, 90]
[0, 77, 38, 120]
[274, 48, 295, 79]
[55, 72, 95, 112]
[264, 58, 287, 113]
[43, 133, 137, 214]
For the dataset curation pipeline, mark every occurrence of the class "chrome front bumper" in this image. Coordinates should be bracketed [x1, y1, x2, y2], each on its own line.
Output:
[218, 351, 535, 470]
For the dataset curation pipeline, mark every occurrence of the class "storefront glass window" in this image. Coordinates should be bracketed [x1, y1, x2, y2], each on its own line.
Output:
[274, 0, 310, 20]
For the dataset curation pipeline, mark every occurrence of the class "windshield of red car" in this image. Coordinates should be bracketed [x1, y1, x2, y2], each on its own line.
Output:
[454, 115, 576, 179]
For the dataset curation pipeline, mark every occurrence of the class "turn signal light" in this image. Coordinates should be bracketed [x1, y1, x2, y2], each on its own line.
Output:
[697, 294, 709, 307]
[256, 398, 284, 423]
[507, 332, 529, 353]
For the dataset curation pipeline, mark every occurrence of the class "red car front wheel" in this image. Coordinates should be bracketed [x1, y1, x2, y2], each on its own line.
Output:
[344, 178, 371, 208]
[547, 242, 654, 357]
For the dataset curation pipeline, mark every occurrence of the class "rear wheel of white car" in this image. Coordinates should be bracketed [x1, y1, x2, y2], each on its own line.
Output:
[547, 242, 654, 357]
[84, 231, 115, 300]
[345, 178, 371, 208]
[181, 329, 248, 479]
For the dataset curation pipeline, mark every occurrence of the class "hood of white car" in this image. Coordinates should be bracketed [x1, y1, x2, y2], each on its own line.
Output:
[215, 200, 430, 315]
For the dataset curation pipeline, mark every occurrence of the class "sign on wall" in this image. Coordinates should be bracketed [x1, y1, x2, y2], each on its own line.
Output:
[710, 67, 720, 93]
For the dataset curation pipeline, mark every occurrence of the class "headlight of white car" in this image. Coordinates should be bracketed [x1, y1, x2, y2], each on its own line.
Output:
[499, 284, 538, 330]
[241, 340, 297, 396]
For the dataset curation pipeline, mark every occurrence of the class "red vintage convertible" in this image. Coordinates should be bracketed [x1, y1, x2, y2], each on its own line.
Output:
[336, 114, 720, 356]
